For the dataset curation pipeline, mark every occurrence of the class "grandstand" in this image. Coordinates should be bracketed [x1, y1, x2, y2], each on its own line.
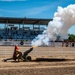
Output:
[0, 17, 52, 45]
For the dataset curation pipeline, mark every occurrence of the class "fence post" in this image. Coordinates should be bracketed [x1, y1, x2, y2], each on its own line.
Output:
[4, 47, 6, 58]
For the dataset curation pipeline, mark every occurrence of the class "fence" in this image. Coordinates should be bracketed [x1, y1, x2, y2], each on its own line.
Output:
[0, 46, 75, 59]
[0, 40, 75, 47]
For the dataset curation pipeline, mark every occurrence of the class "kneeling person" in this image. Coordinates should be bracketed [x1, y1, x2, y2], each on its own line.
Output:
[14, 45, 24, 61]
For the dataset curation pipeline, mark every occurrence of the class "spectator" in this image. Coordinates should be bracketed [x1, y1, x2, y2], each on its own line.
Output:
[66, 41, 69, 47]
[20, 40, 24, 45]
[72, 42, 74, 47]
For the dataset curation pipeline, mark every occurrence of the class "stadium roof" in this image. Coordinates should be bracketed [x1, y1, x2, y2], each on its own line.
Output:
[0, 17, 52, 25]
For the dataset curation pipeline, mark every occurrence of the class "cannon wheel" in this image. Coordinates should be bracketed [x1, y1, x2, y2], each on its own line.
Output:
[25, 56, 31, 62]
[3, 59, 7, 62]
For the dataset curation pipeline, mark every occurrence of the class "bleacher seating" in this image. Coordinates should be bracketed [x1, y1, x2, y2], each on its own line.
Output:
[0, 27, 44, 41]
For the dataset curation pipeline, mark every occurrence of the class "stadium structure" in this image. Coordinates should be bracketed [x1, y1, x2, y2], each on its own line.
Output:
[0, 17, 52, 45]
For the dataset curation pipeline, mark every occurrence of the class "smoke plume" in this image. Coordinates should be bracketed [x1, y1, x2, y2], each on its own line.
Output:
[31, 4, 75, 46]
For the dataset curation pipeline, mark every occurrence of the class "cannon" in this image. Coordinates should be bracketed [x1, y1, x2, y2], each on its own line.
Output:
[3, 47, 33, 62]
[22, 47, 33, 61]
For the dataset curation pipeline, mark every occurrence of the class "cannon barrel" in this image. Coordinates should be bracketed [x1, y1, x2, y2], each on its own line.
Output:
[22, 47, 33, 58]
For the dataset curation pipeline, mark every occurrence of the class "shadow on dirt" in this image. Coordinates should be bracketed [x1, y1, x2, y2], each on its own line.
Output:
[32, 58, 69, 62]
[6, 58, 74, 63]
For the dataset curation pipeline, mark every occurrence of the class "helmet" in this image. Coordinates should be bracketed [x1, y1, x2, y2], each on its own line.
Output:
[15, 45, 20, 51]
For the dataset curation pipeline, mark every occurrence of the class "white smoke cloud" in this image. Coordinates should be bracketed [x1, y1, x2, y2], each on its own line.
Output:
[31, 4, 75, 46]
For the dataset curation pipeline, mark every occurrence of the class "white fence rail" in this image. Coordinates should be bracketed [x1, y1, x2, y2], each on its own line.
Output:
[0, 46, 75, 58]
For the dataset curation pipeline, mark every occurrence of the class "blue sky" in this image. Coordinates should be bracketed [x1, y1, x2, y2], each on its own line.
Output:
[0, 0, 75, 34]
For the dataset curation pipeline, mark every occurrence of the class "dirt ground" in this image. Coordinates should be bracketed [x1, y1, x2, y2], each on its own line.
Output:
[0, 46, 75, 75]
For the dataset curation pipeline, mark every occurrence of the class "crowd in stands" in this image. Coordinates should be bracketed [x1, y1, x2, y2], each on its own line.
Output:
[0, 28, 43, 41]
[0, 27, 74, 47]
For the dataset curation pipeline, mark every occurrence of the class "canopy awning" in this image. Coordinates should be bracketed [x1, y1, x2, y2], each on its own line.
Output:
[0, 17, 52, 25]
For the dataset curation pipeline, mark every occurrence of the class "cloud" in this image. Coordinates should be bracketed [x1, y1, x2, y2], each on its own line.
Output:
[25, 3, 58, 16]
[26, 6, 50, 15]
[0, 9, 17, 13]
[0, 1, 59, 17]
[11, 5, 52, 16]
[0, 0, 26, 1]
[24, 1, 60, 16]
